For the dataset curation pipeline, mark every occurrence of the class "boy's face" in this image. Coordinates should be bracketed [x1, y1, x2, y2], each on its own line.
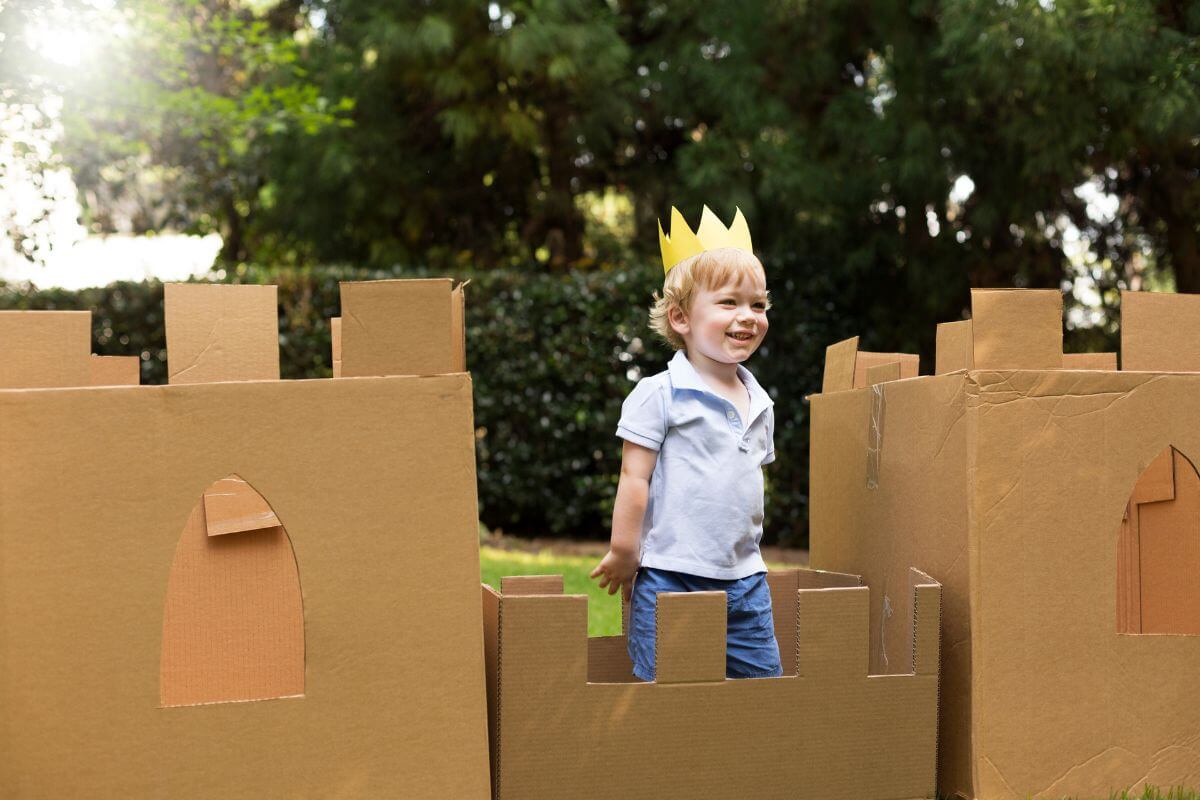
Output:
[669, 274, 769, 367]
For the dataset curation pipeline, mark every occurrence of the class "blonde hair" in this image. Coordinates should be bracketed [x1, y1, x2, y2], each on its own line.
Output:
[648, 247, 768, 351]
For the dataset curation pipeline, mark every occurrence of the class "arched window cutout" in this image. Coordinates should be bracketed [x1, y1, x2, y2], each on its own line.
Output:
[161, 475, 305, 707]
[1118, 446, 1200, 634]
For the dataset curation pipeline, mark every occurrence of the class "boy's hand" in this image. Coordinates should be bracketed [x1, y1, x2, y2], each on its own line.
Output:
[590, 547, 639, 602]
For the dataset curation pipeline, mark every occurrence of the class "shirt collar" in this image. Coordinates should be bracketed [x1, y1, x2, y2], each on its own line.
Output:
[667, 351, 774, 421]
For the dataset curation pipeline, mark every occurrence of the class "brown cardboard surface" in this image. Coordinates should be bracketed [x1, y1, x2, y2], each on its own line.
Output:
[0, 374, 491, 797]
[970, 288, 1062, 369]
[854, 351, 919, 388]
[0, 310, 91, 388]
[936, 320, 974, 374]
[1121, 290, 1200, 372]
[202, 475, 282, 536]
[331, 316, 342, 377]
[655, 591, 726, 684]
[161, 478, 303, 706]
[812, 366, 1200, 798]
[484, 567, 941, 799]
[1062, 351, 1117, 371]
[866, 360, 902, 386]
[340, 278, 459, 377]
[822, 335, 859, 393]
[164, 283, 280, 384]
[88, 354, 141, 386]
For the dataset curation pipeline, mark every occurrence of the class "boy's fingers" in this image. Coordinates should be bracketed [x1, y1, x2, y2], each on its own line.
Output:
[607, 581, 619, 595]
[588, 564, 602, 579]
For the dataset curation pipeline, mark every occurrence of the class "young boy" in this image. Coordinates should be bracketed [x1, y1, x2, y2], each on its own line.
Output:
[590, 205, 781, 681]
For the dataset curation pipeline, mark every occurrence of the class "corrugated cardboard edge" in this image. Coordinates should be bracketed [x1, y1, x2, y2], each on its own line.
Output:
[331, 317, 342, 378]
[936, 320, 974, 375]
[452, 281, 468, 372]
[481, 584, 502, 800]
[823, 336, 860, 393]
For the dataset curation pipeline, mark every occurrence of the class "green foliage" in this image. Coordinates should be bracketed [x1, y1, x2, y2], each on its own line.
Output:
[0, 264, 824, 546]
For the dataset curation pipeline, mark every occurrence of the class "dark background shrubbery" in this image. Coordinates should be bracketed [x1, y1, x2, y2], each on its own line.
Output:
[0, 264, 846, 547]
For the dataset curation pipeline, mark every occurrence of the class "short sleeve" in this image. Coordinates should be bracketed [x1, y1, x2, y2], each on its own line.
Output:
[616, 378, 668, 451]
[760, 407, 776, 466]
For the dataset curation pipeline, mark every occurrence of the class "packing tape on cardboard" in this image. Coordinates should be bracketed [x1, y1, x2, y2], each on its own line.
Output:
[867, 382, 885, 489]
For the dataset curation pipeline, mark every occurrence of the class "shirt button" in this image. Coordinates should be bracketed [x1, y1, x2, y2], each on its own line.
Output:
[726, 409, 736, 420]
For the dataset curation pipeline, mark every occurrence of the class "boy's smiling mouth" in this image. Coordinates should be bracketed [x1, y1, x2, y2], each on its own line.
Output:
[727, 331, 755, 341]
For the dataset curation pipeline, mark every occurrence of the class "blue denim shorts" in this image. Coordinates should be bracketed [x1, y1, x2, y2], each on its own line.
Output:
[627, 567, 783, 682]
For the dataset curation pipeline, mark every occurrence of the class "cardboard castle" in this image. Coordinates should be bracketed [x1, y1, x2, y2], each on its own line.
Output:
[0, 277, 945, 799]
[0, 279, 491, 797]
[812, 288, 1200, 799]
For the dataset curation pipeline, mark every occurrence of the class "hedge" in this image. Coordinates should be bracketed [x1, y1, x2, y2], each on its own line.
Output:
[0, 263, 834, 547]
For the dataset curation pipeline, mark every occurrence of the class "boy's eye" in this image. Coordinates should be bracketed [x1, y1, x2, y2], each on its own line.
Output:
[753, 302, 767, 310]
[718, 298, 736, 306]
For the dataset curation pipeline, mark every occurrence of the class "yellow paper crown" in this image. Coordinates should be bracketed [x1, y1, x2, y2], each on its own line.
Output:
[658, 205, 754, 274]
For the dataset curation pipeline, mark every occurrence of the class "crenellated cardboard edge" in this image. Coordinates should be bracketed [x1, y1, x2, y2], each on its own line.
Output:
[481, 567, 941, 799]
[0, 277, 467, 391]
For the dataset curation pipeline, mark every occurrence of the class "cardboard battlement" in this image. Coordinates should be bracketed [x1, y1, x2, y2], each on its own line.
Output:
[481, 567, 941, 799]
[812, 288, 1200, 798]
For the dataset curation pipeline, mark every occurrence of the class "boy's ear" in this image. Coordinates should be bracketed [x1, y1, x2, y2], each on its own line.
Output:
[667, 305, 690, 337]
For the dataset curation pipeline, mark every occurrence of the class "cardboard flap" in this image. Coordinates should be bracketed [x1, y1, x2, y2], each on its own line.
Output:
[1120, 290, 1200, 372]
[935, 320, 974, 374]
[822, 336, 860, 393]
[500, 575, 564, 596]
[654, 591, 726, 684]
[164, 283, 280, 384]
[909, 568, 941, 676]
[88, 355, 140, 386]
[340, 278, 461, 377]
[866, 361, 902, 387]
[796, 587, 869, 681]
[202, 476, 282, 536]
[0, 310, 92, 388]
[1061, 352, 1117, 371]
[854, 352, 918, 388]
[331, 317, 342, 378]
[1132, 446, 1176, 505]
[970, 288, 1063, 370]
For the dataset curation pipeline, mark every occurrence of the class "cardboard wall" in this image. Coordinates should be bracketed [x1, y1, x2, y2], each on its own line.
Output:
[812, 364, 1200, 799]
[483, 567, 941, 800]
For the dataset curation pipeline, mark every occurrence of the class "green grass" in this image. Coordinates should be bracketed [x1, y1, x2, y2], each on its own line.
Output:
[480, 545, 625, 636]
[1104, 791, 1199, 800]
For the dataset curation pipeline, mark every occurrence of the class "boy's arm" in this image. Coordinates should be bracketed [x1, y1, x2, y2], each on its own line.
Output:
[590, 440, 657, 601]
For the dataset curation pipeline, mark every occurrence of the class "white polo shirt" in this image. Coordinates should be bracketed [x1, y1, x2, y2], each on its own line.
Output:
[616, 350, 775, 580]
